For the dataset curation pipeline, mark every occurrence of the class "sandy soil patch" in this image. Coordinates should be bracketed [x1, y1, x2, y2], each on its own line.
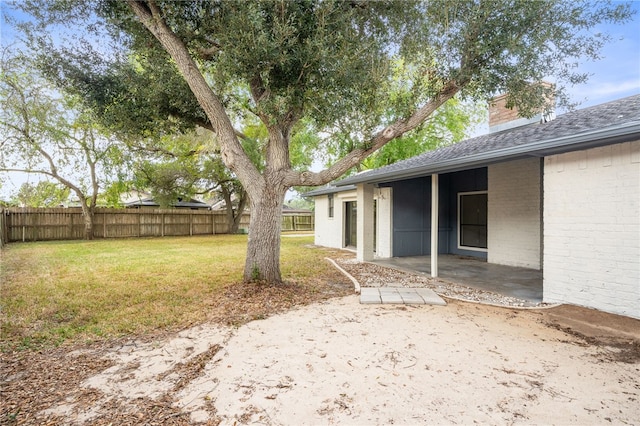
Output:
[2, 258, 639, 425]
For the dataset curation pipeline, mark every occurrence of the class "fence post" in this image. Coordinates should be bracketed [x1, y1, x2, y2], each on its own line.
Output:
[0, 209, 4, 248]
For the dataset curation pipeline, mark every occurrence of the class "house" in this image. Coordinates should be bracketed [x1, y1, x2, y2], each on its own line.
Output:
[122, 191, 211, 210]
[306, 94, 640, 319]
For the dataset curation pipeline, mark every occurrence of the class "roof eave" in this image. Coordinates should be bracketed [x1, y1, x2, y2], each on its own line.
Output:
[336, 121, 640, 186]
[303, 184, 357, 197]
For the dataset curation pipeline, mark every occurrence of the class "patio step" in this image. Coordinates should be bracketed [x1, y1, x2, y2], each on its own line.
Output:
[360, 287, 446, 306]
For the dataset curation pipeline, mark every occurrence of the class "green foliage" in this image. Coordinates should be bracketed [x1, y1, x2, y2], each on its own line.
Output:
[13, 0, 634, 174]
[9, 0, 635, 279]
[100, 180, 131, 208]
[38, 47, 209, 139]
[286, 196, 314, 211]
[361, 97, 484, 170]
[11, 181, 70, 207]
[16, 0, 635, 146]
[128, 128, 250, 210]
[251, 264, 260, 282]
[0, 51, 128, 212]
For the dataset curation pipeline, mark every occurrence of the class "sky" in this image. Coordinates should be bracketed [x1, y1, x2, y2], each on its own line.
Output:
[0, 1, 639, 200]
[560, 1, 640, 108]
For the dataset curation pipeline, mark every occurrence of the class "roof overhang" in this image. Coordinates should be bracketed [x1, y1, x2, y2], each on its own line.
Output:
[303, 184, 357, 197]
[336, 121, 640, 186]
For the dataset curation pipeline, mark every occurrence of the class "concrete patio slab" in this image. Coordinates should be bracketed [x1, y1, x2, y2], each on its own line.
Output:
[379, 288, 404, 304]
[359, 288, 381, 304]
[399, 290, 425, 304]
[415, 288, 448, 306]
[373, 255, 542, 304]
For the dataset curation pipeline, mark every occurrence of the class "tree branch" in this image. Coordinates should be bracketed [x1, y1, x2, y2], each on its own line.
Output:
[127, 0, 264, 198]
[284, 80, 461, 187]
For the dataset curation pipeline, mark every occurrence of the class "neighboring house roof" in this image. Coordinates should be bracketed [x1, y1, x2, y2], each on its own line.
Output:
[124, 197, 210, 209]
[207, 193, 239, 211]
[120, 190, 152, 205]
[282, 204, 313, 214]
[336, 94, 640, 186]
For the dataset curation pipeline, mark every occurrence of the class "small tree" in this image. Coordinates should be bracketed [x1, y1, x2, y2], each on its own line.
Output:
[11, 181, 70, 207]
[131, 129, 253, 233]
[0, 53, 124, 239]
[15, 0, 634, 281]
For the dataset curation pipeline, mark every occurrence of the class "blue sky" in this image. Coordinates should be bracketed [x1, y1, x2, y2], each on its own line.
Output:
[561, 0, 640, 108]
[1, 1, 639, 199]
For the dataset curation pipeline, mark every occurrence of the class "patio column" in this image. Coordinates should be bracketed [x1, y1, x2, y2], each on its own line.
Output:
[357, 183, 374, 262]
[431, 174, 439, 277]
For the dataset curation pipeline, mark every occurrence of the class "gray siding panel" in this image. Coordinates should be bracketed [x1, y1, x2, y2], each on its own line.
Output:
[388, 168, 487, 258]
[391, 177, 430, 256]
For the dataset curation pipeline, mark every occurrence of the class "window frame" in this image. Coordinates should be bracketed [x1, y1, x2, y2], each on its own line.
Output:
[327, 194, 334, 218]
[457, 191, 488, 252]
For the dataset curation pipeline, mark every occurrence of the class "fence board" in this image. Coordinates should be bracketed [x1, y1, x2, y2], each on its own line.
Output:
[3, 207, 312, 243]
[282, 214, 314, 231]
[0, 209, 6, 247]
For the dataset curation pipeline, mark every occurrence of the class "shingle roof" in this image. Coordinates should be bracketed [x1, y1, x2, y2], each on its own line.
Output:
[303, 184, 357, 197]
[336, 94, 640, 186]
[125, 197, 210, 209]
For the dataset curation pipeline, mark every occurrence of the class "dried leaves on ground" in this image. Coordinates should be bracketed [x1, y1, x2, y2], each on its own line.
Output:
[2, 256, 639, 425]
[1, 258, 353, 426]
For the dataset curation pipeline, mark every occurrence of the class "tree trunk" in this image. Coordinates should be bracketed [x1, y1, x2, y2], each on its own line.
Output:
[221, 187, 237, 234]
[220, 186, 248, 234]
[225, 207, 238, 234]
[78, 198, 94, 240]
[244, 185, 286, 283]
[232, 191, 249, 234]
[82, 212, 93, 240]
[127, 1, 459, 284]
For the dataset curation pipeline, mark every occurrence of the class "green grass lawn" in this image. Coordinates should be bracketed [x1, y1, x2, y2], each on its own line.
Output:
[0, 235, 349, 350]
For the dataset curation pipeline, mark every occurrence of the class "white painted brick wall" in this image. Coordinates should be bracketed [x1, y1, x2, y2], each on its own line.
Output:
[313, 195, 332, 247]
[313, 187, 392, 257]
[544, 140, 640, 319]
[313, 189, 356, 249]
[375, 187, 393, 259]
[488, 158, 541, 269]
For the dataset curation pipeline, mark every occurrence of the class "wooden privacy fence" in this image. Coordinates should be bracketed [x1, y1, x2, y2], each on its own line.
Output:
[1, 207, 313, 243]
[281, 212, 314, 232]
[3, 208, 246, 242]
[0, 209, 6, 248]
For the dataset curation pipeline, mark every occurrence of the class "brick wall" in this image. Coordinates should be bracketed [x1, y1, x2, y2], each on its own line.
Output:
[375, 187, 393, 258]
[543, 140, 640, 318]
[488, 93, 521, 127]
[488, 82, 555, 133]
[313, 187, 392, 258]
[313, 189, 356, 249]
[488, 158, 542, 269]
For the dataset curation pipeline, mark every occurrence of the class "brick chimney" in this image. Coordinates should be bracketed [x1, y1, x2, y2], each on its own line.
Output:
[488, 82, 555, 133]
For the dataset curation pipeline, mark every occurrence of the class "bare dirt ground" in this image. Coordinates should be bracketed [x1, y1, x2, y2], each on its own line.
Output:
[2, 257, 639, 425]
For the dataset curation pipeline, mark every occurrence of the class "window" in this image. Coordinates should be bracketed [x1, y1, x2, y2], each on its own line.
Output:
[458, 192, 487, 250]
[328, 194, 334, 218]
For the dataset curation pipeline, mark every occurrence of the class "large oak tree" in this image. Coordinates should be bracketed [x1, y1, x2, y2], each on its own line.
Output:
[0, 52, 125, 239]
[14, 0, 633, 282]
